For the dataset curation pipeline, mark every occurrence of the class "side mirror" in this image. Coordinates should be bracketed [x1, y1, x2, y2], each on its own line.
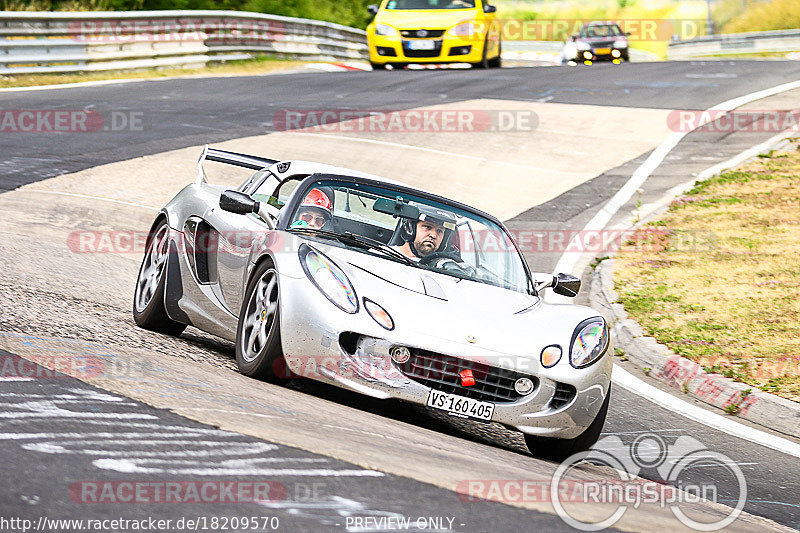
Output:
[571, 34, 578, 41]
[626, 31, 631, 36]
[483, 4, 497, 13]
[220, 190, 259, 215]
[367, 4, 378, 15]
[552, 273, 581, 297]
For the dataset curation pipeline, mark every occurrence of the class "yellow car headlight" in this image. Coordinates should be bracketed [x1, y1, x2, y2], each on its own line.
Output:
[375, 23, 399, 37]
[447, 21, 481, 39]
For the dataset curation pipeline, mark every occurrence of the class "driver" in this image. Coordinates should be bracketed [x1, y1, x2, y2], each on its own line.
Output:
[291, 188, 332, 230]
[395, 206, 457, 260]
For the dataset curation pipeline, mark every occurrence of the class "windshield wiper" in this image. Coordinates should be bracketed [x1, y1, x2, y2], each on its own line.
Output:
[288, 228, 417, 267]
[342, 232, 418, 266]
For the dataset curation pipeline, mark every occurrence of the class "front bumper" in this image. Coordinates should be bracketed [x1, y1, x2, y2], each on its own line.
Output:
[369, 34, 485, 64]
[278, 273, 613, 440]
[582, 47, 628, 61]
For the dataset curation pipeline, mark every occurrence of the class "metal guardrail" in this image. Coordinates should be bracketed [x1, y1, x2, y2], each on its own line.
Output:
[668, 28, 800, 59]
[0, 10, 368, 75]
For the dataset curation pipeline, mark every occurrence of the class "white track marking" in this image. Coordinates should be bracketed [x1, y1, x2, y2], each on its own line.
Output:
[613, 366, 800, 459]
[0, 377, 34, 381]
[288, 132, 554, 172]
[0, 431, 230, 440]
[550, 78, 800, 289]
[23, 189, 158, 210]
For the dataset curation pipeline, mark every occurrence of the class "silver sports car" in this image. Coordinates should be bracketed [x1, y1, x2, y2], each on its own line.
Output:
[133, 147, 613, 460]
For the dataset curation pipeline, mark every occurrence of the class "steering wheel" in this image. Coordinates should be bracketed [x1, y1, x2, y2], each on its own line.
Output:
[418, 251, 465, 267]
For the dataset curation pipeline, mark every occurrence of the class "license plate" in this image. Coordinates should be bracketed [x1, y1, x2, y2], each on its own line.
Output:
[408, 39, 436, 50]
[426, 390, 495, 422]
[594, 48, 611, 55]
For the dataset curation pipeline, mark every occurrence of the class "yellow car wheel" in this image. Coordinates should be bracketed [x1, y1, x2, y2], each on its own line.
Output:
[471, 37, 490, 69]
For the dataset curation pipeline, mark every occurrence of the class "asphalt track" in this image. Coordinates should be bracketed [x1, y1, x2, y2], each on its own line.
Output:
[2, 61, 800, 532]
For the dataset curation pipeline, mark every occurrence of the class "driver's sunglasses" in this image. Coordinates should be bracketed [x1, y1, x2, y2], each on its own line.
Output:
[299, 213, 328, 225]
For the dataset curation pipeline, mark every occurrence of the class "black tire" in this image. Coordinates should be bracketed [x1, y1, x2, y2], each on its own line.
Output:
[370, 62, 387, 70]
[133, 219, 186, 336]
[471, 37, 490, 69]
[235, 260, 290, 383]
[524, 384, 611, 462]
[488, 41, 502, 68]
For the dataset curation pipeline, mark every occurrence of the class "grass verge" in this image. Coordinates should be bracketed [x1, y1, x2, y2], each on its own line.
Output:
[0, 56, 308, 89]
[613, 141, 800, 403]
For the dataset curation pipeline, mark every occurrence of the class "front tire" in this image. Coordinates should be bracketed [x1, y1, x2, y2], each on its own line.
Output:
[488, 41, 502, 68]
[524, 384, 611, 462]
[133, 219, 186, 336]
[471, 38, 490, 69]
[370, 62, 387, 70]
[235, 261, 289, 383]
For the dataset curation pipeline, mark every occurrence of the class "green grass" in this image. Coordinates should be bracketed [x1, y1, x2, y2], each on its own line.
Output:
[723, 0, 800, 33]
[614, 144, 800, 402]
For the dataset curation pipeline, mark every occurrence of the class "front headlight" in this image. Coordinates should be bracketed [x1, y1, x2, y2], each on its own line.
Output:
[613, 41, 628, 49]
[375, 23, 398, 37]
[576, 42, 591, 51]
[299, 244, 358, 314]
[569, 318, 609, 368]
[448, 21, 481, 38]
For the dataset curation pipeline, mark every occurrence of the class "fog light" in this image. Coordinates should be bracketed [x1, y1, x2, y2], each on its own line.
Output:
[583, 51, 592, 60]
[540, 345, 563, 368]
[612, 49, 621, 58]
[514, 377, 535, 395]
[390, 345, 410, 364]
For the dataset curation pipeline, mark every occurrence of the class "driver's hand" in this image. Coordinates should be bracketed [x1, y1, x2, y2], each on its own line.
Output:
[435, 258, 476, 275]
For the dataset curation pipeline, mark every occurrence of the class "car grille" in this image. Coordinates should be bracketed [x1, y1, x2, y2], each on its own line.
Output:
[397, 348, 538, 403]
[591, 40, 615, 49]
[402, 40, 442, 58]
[401, 29, 445, 38]
[550, 382, 577, 409]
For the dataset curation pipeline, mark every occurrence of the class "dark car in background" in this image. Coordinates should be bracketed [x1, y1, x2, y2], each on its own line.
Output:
[562, 22, 630, 63]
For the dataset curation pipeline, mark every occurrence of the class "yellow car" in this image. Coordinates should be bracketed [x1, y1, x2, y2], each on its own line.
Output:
[366, 0, 502, 69]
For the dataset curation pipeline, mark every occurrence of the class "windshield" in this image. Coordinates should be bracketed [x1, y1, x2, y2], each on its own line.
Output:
[286, 179, 531, 294]
[385, 0, 476, 10]
[581, 24, 622, 38]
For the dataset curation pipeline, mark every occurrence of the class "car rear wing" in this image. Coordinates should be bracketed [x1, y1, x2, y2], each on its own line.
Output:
[196, 146, 279, 184]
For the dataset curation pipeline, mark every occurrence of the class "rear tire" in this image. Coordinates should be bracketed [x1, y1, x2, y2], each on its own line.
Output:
[524, 384, 611, 462]
[235, 261, 290, 383]
[133, 219, 186, 336]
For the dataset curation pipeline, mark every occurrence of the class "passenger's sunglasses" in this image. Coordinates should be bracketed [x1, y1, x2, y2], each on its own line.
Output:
[299, 213, 328, 225]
